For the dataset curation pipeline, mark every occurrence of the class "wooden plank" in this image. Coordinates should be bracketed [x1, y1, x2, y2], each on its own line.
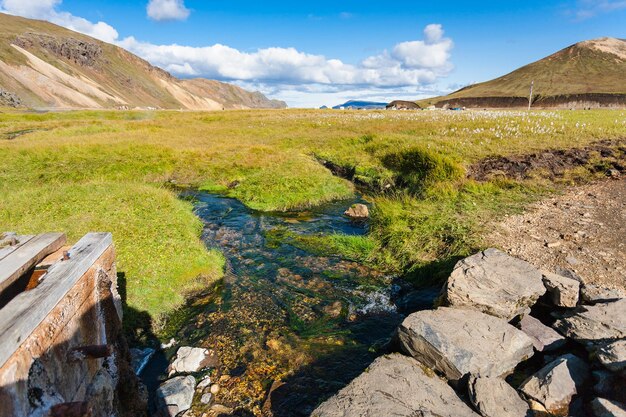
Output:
[0, 234, 35, 261]
[0, 233, 66, 294]
[0, 232, 112, 368]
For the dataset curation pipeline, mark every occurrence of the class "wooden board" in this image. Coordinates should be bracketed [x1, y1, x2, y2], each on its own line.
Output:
[0, 233, 66, 294]
[0, 232, 112, 368]
[0, 234, 35, 261]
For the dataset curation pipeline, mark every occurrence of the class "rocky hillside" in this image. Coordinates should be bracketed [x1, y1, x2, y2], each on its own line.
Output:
[0, 13, 286, 110]
[425, 37, 626, 109]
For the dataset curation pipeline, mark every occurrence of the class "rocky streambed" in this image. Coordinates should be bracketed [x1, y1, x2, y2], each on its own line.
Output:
[141, 192, 438, 417]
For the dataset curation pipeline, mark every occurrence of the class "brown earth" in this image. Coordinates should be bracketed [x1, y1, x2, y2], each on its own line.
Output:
[486, 178, 626, 291]
[467, 139, 626, 181]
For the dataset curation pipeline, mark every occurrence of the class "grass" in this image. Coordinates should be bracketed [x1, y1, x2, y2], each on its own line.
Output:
[1, 108, 624, 331]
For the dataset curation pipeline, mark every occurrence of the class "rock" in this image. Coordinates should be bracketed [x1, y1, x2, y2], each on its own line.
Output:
[444, 249, 546, 320]
[518, 315, 566, 352]
[130, 347, 155, 375]
[607, 169, 622, 179]
[210, 404, 234, 414]
[197, 376, 211, 390]
[581, 285, 625, 304]
[169, 346, 217, 374]
[156, 375, 196, 416]
[312, 354, 479, 417]
[468, 375, 530, 417]
[200, 392, 212, 405]
[398, 307, 534, 382]
[591, 398, 626, 417]
[86, 369, 115, 417]
[161, 338, 177, 349]
[210, 384, 220, 395]
[542, 271, 580, 307]
[553, 299, 626, 342]
[597, 340, 626, 372]
[344, 203, 369, 219]
[519, 354, 589, 416]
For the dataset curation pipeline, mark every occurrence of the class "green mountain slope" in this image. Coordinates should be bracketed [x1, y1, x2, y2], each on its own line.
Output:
[424, 37, 626, 108]
[0, 13, 286, 110]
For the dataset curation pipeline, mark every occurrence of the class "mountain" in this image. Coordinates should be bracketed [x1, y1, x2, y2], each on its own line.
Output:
[423, 37, 626, 109]
[332, 100, 388, 110]
[0, 13, 286, 110]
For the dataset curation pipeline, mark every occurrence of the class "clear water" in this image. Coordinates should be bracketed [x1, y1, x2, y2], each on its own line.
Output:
[158, 192, 438, 416]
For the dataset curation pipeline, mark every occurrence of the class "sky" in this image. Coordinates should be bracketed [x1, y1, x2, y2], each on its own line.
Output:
[0, 0, 625, 107]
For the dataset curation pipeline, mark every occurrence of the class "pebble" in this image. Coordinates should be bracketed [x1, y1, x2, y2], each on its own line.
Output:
[197, 376, 211, 390]
[210, 384, 220, 395]
[200, 392, 212, 404]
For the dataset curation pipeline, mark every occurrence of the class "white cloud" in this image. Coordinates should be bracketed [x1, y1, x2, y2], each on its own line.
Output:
[146, 0, 190, 22]
[0, 0, 118, 43]
[118, 24, 454, 89]
[570, 0, 626, 19]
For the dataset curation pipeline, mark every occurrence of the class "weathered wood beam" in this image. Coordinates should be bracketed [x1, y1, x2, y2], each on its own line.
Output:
[68, 344, 112, 360]
[0, 232, 66, 294]
[0, 233, 112, 368]
[0, 234, 35, 261]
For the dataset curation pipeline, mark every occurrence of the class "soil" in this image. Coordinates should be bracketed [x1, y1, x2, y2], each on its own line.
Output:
[487, 177, 626, 291]
[467, 139, 626, 181]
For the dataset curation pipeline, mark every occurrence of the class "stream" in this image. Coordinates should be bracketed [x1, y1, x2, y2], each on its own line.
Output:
[148, 192, 439, 416]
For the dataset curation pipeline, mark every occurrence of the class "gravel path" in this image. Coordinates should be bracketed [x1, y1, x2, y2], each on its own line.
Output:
[487, 178, 626, 291]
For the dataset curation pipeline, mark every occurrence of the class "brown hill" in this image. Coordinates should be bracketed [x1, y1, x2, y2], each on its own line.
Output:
[0, 13, 286, 110]
[423, 37, 626, 109]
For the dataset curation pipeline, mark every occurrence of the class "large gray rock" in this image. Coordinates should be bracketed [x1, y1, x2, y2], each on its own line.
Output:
[156, 375, 196, 417]
[518, 315, 566, 352]
[445, 249, 546, 320]
[519, 354, 589, 416]
[344, 203, 369, 219]
[553, 299, 626, 342]
[398, 307, 534, 381]
[312, 354, 479, 417]
[597, 340, 626, 372]
[591, 398, 626, 417]
[542, 271, 580, 308]
[582, 285, 625, 304]
[468, 375, 530, 417]
[169, 346, 217, 374]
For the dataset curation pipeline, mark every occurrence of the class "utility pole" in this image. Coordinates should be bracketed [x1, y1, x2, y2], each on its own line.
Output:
[528, 81, 534, 111]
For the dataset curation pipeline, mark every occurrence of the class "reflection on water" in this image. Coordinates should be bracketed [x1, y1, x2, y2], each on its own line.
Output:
[161, 192, 435, 416]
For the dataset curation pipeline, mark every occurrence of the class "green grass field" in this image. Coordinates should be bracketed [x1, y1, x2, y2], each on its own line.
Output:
[1, 108, 624, 332]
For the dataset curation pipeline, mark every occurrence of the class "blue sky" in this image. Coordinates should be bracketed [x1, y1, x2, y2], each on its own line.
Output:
[1, 0, 625, 107]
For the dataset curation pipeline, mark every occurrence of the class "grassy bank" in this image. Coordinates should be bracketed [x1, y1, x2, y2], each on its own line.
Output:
[1, 108, 623, 329]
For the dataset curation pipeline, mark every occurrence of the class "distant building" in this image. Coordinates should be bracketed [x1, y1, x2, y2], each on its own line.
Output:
[386, 100, 421, 110]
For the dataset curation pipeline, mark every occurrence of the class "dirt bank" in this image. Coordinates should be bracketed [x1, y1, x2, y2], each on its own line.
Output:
[467, 139, 626, 181]
[486, 178, 626, 291]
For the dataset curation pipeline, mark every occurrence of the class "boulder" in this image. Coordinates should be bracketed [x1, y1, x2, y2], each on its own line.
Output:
[344, 203, 369, 219]
[312, 354, 479, 417]
[553, 299, 626, 342]
[597, 340, 626, 372]
[591, 398, 626, 417]
[518, 315, 566, 352]
[156, 375, 196, 416]
[169, 346, 217, 374]
[542, 271, 580, 308]
[519, 354, 589, 416]
[468, 375, 530, 417]
[445, 249, 546, 320]
[398, 307, 534, 381]
[582, 285, 625, 304]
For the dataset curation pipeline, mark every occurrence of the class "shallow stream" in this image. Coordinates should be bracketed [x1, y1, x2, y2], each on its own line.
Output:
[152, 192, 438, 416]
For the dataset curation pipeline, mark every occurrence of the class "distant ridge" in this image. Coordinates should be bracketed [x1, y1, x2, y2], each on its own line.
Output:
[0, 13, 286, 110]
[423, 37, 626, 109]
[332, 100, 388, 110]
